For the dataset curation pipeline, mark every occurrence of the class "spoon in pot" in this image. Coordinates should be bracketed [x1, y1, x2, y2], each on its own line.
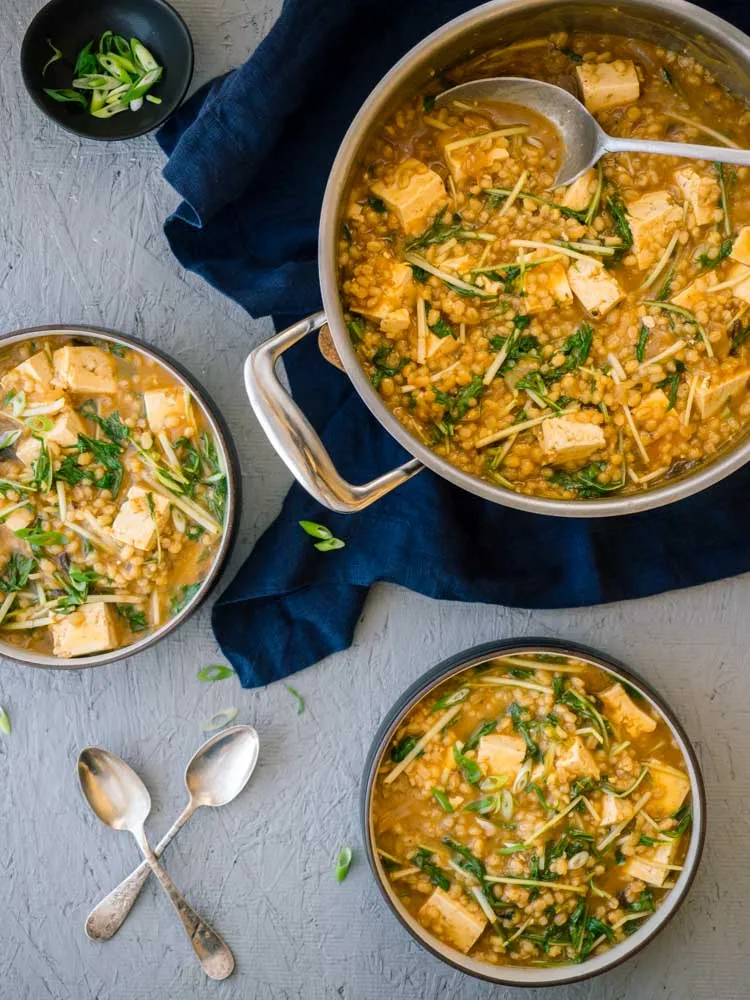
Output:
[85, 725, 259, 942]
[435, 77, 750, 185]
[78, 746, 236, 980]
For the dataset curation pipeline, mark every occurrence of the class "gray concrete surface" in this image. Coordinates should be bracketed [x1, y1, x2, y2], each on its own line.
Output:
[0, 1, 748, 998]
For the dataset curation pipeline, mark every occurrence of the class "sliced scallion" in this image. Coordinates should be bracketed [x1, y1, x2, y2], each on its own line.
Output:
[335, 847, 353, 882]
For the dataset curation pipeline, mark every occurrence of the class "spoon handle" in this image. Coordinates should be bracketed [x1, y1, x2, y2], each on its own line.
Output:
[604, 135, 750, 168]
[136, 831, 235, 981]
[85, 804, 194, 941]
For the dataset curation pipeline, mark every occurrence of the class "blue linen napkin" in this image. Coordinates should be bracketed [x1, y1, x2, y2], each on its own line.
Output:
[158, 0, 750, 689]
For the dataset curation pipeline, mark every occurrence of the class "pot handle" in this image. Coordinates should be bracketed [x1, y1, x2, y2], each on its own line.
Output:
[244, 311, 423, 513]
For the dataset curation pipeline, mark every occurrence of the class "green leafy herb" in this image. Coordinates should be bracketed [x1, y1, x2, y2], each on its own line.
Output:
[463, 719, 497, 752]
[696, 236, 734, 270]
[636, 324, 650, 363]
[488, 332, 540, 372]
[464, 795, 499, 814]
[442, 836, 486, 881]
[526, 781, 553, 812]
[0, 553, 36, 593]
[661, 66, 675, 87]
[429, 317, 455, 339]
[0, 706, 10, 736]
[412, 847, 450, 890]
[433, 376, 485, 438]
[580, 916, 614, 958]
[549, 461, 626, 498]
[557, 689, 609, 745]
[391, 734, 421, 763]
[508, 702, 541, 761]
[559, 46, 583, 63]
[570, 776, 599, 798]
[629, 888, 655, 913]
[656, 360, 686, 409]
[55, 433, 124, 495]
[370, 344, 407, 389]
[341, 222, 353, 243]
[32, 439, 53, 493]
[423, 94, 436, 112]
[174, 437, 201, 479]
[116, 604, 148, 632]
[367, 195, 387, 213]
[197, 664, 234, 682]
[485, 187, 587, 223]
[606, 194, 633, 248]
[728, 316, 747, 352]
[453, 742, 482, 784]
[15, 527, 67, 547]
[79, 400, 130, 443]
[405, 207, 465, 252]
[335, 847, 353, 882]
[664, 804, 692, 838]
[170, 581, 203, 615]
[715, 162, 732, 236]
[432, 686, 470, 711]
[432, 788, 454, 813]
[347, 318, 365, 344]
[285, 684, 305, 714]
[656, 268, 674, 302]
[409, 264, 429, 283]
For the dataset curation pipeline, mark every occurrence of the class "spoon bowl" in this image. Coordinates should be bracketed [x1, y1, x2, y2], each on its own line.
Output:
[436, 77, 750, 186]
[78, 747, 151, 833]
[184, 724, 259, 808]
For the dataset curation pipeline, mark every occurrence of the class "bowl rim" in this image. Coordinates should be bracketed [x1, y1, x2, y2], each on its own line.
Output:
[0, 323, 240, 669]
[19, 0, 195, 141]
[360, 637, 707, 987]
[319, 0, 750, 517]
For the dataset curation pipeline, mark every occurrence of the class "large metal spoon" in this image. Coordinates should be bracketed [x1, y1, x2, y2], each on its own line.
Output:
[78, 746, 236, 981]
[85, 725, 259, 942]
[436, 77, 750, 185]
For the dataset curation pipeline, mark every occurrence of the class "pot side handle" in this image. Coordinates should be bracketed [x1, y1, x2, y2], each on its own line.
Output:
[244, 311, 423, 513]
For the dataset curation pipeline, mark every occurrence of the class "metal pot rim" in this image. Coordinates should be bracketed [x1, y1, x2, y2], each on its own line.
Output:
[0, 323, 240, 670]
[360, 637, 707, 987]
[318, 0, 750, 517]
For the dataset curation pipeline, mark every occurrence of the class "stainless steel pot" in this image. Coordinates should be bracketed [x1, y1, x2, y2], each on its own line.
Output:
[361, 638, 706, 987]
[245, 0, 750, 517]
[0, 325, 241, 669]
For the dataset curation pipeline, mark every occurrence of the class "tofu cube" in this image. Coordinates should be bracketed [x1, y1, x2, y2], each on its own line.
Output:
[576, 60, 640, 114]
[625, 840, 676, 887]
[111, 486, 170, 552]
[599, 794, 635, 827]
[524, 259, 574, 314]
[53, 346, 117, 394]
[645, 761, 691, 819]
[46, 409, 85, 448]
[674, 167, 720, 227]
[568, 257, 623, 318]
[599, 683, 657, 738]
[418, 889, 487, 953]
[556, 737, 600, 781]
[627, 192, 682, 270]
[15, 436, 41, 468]
[15, 350, 54, 386]
[477, 733, 526, 778]
[379, 308, 411, 336]
[561, 168, 598, 212]
[695, 369, 750, 418]
[442, 138, 510, 185]
[144, 389, 185, 436]
[541, 417, 605, 465]
[730, 226, 750, 266]
[51, 602, 119, 658]
[728, 262, 750, 305]
[2, 506, 35, 532]
[351, 258, 415, 323]
[370, 158, 447, 234]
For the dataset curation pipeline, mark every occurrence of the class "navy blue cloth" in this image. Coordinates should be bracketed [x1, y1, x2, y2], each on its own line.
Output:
[158, 0, 750, 689]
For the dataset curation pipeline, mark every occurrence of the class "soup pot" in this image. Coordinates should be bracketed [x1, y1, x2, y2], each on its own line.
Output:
[0, 325, 240, 669]
[361, 638, 706, 987]
[245, 0, 750, 517]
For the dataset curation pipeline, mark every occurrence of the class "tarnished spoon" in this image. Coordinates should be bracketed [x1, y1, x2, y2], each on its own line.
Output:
[78, 747, 235, 981]
[436, 77, 750, 185]
[85, 725, 259, 942]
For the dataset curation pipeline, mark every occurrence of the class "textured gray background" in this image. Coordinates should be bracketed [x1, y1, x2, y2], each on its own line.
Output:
[0, 0, 748, 998]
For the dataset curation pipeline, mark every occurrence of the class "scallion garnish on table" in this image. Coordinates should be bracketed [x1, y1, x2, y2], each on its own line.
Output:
[43, 31, 163, 118]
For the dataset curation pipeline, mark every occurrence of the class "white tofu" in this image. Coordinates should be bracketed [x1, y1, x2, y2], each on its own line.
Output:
[443, 139, 510, 185]
[426, 330, 458, 361]
[541, 417, 605, 465]
[674, 167, 720, 227]
[370, 158, 447, 234]
[599, 794, 634, 827]
[695, 369, 750, 418]
[556, 737, 600, 781]
[15, 436, 41, 468]
[730, 226, 750, 266]
[672, 276, 711, 312]
[568, 257, 623, 318]
[51, 602, 119, 658]
[144, 389, 185, 436]
[627, 191, 682, 270]
[477, 733, 526, 778]
[727, 262, 750, 305]
[561, 168, 598, 212]
[111, 486, 170, 552]
[2, 506, 34, 532]
[599, 683, 657, 738]
[53, 346, 117, 394]
[625, 840, 676, 887]
[351, 259, 414, 323]
[14, 350, 54, 386]
[379, 308, 411, 336]
[645, 760, 691, 819]
[576, 60, 640, 114]
[418, 889, 487, 953]
[46, 409, 85, 448]
[524, 259, 574, 314]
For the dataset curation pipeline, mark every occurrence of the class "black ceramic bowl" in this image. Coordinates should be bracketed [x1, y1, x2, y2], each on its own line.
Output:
[21, 0, 193, 140]
[361, 639, 706, 988]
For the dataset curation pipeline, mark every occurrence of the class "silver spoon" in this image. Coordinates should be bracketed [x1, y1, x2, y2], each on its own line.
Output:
[85, 725, 259, 942]
[436, 77, 750, 185]
[78, 746, 236, 981]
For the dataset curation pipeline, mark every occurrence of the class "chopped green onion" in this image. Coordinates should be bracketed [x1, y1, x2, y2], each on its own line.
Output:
[299, 520, 333, 539]
[335, 846, 353, 882]
[285, 684, 305, 714]
[432, 788, 454, 813]
[42, 39, 63, 77]
[202, 707, 239, 732]
[0, 429, 22, 450]
[0, 706, 10, 736]
[197, 664, 234, 682]
[43, 88, 87, 106]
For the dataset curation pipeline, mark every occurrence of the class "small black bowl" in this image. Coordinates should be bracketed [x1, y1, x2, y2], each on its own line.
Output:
[21, 0, 193, 140]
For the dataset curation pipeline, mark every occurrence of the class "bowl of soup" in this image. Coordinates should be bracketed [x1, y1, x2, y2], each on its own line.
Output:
[361, 639, 705, 986]
[0, 326, 240, 668]
[244, 0, 750, 516]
